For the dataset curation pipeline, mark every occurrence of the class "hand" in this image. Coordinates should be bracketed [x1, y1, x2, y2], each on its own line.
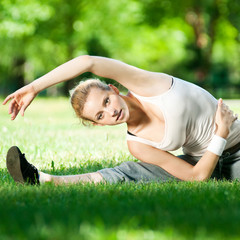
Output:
[215, 98, 238, 138]
[2, 84, 37, 120]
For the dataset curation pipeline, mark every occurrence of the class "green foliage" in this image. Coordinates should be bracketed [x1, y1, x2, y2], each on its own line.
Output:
[0, 98, 240, 239]
[0, 0, 240, 96]
[0, 0, 53, 38]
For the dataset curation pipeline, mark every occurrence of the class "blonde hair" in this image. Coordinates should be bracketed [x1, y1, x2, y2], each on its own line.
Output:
[70, 79, 110, 124]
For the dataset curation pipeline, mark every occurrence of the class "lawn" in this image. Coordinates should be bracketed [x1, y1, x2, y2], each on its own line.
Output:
[0, 97, 240, 240]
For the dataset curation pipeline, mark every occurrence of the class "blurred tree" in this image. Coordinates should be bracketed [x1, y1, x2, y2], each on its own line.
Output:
[0, 0, 239, 97]
[0, 0, 53, 93]
[139, 0, 240, 89]
[38, 0, 89, 95]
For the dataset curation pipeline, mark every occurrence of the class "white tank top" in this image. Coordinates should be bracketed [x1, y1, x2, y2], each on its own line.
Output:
[127, 77, 240, 156]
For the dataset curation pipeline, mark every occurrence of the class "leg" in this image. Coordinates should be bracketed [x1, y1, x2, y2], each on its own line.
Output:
[98, 161, 180, 183]
[6, 146, 104, 185]
[6, 146, 180, 185]
[44, 154, 221, 184]
[7, 146, 222, 185]
[221, 150, 240, 180]
[39, 171, 104, 185]
[42, 160, 182, 184]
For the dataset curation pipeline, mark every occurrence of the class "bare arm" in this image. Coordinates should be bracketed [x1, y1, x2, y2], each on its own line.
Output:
[128, 100, 237, 181]
[26, 55, 168, 95]
[128, 142, 219, 181]
[3, 55, 169, 120]
[2, 55, 93, 120]
[31, 55, 93, 93]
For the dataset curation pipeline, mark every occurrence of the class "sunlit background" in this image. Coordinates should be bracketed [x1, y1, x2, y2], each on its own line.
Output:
[1, 0, 240, 98]
[1, 2, 240, 239]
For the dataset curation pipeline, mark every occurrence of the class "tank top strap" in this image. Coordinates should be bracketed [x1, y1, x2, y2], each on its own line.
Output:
[126, 132, 161, 148]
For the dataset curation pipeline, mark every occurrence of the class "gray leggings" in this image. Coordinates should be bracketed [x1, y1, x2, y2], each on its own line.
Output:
[98, 149, 240, 183]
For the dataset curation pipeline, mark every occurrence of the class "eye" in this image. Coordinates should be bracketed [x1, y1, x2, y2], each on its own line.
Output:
[97, 113, 103, 120]
[105, 97, 110, 105]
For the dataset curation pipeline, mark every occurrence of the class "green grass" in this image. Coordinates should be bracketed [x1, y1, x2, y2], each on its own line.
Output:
[0, 97, 240, 240]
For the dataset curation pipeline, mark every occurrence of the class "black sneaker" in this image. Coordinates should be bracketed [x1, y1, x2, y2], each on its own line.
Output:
[6, 146, 40, 185]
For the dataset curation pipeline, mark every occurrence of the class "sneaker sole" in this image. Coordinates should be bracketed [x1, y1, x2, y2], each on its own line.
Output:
[6, 146, 25, 184]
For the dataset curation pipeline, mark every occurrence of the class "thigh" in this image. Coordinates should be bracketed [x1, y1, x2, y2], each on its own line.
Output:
[98, 153, 222, 184]
[98, 161, 180, 183]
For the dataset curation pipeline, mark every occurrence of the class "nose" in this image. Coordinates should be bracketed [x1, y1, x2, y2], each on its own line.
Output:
[106, 107, 118, 117]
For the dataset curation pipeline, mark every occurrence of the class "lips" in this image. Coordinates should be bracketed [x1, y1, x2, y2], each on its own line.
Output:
[116, 109, 122, 121]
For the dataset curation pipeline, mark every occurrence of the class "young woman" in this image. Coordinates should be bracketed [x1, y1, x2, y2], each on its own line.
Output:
[3, 55, 240, 185]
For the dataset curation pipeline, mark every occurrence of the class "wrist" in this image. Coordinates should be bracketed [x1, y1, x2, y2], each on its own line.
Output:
[207, 135, 227, 156]
[215, 127, 229, 139]
[31, 81, 41, 95]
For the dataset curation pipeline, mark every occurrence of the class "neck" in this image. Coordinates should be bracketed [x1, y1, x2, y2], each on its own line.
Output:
[121, 92, 149, 130]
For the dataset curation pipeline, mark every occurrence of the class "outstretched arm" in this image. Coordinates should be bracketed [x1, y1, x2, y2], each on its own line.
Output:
[2, 55, 92, 120]
[128, 100, 238, 181]
[3, 55, 170, 120]
[31, 55, 170, 95]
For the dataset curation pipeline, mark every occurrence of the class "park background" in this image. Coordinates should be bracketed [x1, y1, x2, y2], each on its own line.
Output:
[1, 1, 240, 240]
[1, 0, 240, 98]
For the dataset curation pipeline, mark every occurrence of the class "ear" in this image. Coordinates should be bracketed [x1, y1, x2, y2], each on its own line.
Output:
[108, 84, 119, 94]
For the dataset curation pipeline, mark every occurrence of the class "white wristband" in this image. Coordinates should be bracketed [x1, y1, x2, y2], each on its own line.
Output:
[207, 135, 227, 156]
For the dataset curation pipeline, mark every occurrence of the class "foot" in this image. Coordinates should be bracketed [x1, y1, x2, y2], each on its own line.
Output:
[6, 146, 40, 185]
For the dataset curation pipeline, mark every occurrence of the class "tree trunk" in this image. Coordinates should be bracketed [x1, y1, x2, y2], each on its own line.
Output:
[11, 57, 26, 91]
[186, 1, 220, 87]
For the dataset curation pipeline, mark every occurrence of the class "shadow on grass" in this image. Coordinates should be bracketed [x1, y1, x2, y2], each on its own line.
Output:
[1, 166, 240, 239]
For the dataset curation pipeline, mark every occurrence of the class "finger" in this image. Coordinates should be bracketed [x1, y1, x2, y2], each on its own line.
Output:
[218, 98, 223, 106]
[11, 102, 20, 120]
[20, 104, 27, 117]
[220, 101, 227, 108]
[14, 95, 21, 105]
[2, 94, 14, 105]
[224, 104, 230, 110]
[221, 103, 231, 113]
[226, 109, 233, 114]
[17, 104, 22, 113]
[9, 99, 16, 114]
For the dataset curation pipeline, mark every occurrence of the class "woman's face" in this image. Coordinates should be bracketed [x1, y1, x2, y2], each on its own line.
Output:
[82, 86, 129, 126]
